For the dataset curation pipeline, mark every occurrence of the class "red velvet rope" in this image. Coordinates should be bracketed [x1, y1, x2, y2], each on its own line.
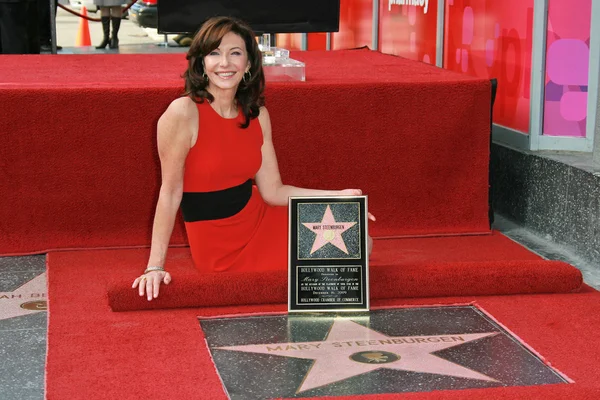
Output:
[57, 1, 138, 23]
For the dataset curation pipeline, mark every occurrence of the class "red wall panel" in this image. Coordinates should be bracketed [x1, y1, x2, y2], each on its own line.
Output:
[331, 0, 373, 49]
[444, 0, 533, 132]
[379, 0, 438, 65]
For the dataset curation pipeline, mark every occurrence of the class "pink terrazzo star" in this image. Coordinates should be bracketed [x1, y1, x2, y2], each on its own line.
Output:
[218, 318, 499, 393]
[0, 273, 47, 320]
[302, 205, 357, 254]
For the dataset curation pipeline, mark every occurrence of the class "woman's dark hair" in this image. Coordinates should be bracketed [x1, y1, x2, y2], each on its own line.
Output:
[183, 16, 265, 129]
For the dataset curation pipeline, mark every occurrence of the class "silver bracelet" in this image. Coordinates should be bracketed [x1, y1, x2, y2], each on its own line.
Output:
[144, 266, 165, 274]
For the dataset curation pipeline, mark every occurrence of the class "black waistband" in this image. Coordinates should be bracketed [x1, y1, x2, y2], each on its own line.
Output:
[181, 179, 252, 222]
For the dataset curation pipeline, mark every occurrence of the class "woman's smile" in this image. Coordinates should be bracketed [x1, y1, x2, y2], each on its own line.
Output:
[215, 71, 237, 79]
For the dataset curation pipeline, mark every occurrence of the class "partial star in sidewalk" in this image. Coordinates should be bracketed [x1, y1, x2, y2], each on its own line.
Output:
[0, 273, 47, 321]
[302, 205, 357, 254]
[217, 318, 499, 393]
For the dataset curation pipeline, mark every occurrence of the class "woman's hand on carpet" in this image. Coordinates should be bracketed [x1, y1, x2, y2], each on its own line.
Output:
[132, 271, 172, 301]
[339, 188, 363, 196]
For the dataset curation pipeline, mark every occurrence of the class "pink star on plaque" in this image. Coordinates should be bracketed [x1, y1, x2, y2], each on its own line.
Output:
[302, 205, 356, 254]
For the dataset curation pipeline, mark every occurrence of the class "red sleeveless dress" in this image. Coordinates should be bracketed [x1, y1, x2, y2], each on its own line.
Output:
[182, 101, 288, 273]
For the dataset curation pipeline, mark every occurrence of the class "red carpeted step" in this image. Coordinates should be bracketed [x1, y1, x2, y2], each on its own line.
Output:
[102, 232, 580, 311]
[107, 259, 582, 311]
[0, 50, 491, 255]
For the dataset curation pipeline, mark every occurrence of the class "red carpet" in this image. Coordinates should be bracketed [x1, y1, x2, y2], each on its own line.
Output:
[46, 245, 600, 400]
[6, 50, 591, 399]
[0, 50, 491, 255]
[95, 230, 572, 309]
[106, 234, 582, 311]
[108, 258, 581, 311]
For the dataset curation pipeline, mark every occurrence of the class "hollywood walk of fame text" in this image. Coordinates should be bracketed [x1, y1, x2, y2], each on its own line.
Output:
[297, 266, 362, 304]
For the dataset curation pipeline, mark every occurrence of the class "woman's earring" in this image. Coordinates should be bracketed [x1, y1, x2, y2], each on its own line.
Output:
[202, 71, 208, 82]
[243, 70, 252, 83]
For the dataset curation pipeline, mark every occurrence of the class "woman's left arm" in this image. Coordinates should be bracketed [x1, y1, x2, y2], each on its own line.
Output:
[254, 106, 365, 207]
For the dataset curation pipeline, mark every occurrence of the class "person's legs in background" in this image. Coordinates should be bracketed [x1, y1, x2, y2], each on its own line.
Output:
[0, 0, 31, 54]
[96, 5, 110, 49]
[38, 0, 60, 51]
[25, 0, 40, 53]
[109, 4, 120, 49]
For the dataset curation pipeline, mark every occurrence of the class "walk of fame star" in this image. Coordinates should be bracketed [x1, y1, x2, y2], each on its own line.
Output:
[302, 205, 356, 254]
[0, 273, 47, 321]
[217, 318, 499, 393]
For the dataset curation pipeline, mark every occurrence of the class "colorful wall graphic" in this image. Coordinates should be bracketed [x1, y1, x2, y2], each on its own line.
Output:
[379, 0, 438, 65]
[444, 0, 533, 133]
[543, 0, 591, 137]
[279, 1, 593, 140]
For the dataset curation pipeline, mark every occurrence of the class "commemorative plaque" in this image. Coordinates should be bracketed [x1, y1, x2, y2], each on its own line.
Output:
[288, 196, 369, 312]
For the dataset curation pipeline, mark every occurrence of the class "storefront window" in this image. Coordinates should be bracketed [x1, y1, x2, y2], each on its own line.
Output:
[543, 0, 591, 137]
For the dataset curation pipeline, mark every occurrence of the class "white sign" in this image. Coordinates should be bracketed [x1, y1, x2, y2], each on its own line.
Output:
[389, 0, 430, 14]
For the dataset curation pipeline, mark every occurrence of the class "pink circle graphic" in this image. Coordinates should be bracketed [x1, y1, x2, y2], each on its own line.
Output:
[547, 39, 589, 85]
[462, 7, 474, 45]
[485, 40, 495, 66]
[544, 101, 584, 136]
[560, 92, 588, 122]
[461, 49, 469, 72]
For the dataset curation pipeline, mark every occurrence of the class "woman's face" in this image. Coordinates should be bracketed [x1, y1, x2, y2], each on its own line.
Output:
[203, 32, 251, 92]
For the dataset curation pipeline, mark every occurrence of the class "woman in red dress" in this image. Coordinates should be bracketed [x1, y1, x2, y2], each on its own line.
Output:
[133, 16, 374, 301]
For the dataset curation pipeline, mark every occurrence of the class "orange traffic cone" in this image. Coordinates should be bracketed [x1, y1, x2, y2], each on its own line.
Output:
[76, 7, 92, 46]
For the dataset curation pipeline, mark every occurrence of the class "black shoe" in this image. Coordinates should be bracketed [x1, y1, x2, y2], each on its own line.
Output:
[40, 44, 63, 52]
[96, 38, 110, 49]
[109, 37, 119, 49]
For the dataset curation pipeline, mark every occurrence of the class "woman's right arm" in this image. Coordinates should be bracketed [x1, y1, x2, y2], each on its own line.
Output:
[132, 97, 198, 301]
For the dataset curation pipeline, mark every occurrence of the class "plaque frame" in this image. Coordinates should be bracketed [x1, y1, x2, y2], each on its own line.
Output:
[288, 196, 369, 313]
